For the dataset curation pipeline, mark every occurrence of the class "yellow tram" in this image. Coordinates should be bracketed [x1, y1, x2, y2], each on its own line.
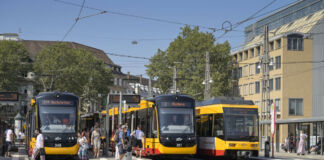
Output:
[195, 98, 259, 159]
[26, 92, 80, 158]
[101, 94, 197, 157]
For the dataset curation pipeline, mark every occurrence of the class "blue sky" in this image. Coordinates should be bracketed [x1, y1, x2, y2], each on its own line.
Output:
[0, 0, 297, 77]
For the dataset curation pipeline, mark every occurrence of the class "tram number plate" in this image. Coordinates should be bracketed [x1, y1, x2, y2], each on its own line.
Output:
[176, 143, 182, 147]
[55, 143, 62, 147]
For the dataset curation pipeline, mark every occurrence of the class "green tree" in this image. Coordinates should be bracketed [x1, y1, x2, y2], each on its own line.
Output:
[33, 43, 113, 111]
[146, 26, 233, 100]
[0, 41, 31, 91]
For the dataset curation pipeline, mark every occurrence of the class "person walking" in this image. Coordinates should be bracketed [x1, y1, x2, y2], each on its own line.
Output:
[32, 129, 45, 160]
[297, 130, 307, 155]
[91, 126, 101, 158]
[4, 126, 14, 158]
[78, 131, 89, 160]
[114, 125, 122, 160]
[131, 126, 145, 158]
[117, 125, 127, 160]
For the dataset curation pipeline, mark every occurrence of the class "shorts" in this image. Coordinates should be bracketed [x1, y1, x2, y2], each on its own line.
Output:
[117, 144, 125, 155]
[6, 142, 12, 152]
[136, 140, 143, 148]
[93, 140, 101, 149]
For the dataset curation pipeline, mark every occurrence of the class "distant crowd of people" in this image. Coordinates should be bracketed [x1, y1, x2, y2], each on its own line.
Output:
[281, 131, 322, 156]
[76, 122, 145, 160]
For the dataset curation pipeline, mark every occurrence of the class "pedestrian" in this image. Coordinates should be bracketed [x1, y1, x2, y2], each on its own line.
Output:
[4, 126, 14, 158]
[284, 137, 289, 152]
[78, 131, 89, 160]
[117, 125, 127, 160]
[114, 125, 122, 160]
[32, 129, 45, 160]
[91, 126, 101, 158]
[131, 126, 145, 158]
[297, 130, 307, 155]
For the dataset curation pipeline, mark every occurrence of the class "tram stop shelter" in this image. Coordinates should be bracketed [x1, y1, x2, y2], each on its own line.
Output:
[260, 117, 324, 155]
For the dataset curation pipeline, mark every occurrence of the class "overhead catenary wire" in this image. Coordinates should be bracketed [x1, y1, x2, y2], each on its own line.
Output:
[61, 0, 86, 41]
[54, 0, 221, 32]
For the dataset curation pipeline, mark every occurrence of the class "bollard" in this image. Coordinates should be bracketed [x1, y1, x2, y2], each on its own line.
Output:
[265, 141, 270, 158]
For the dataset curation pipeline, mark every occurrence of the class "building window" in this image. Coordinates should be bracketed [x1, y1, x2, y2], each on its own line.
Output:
[276, 39, 281, 49]
[275, 77, 281, 90]
[268, 99, 273, 113]
[287, 34, 303, 51]
[257, 46, 261, 56]
[244, 84, 248, 96]
[269, 79, 273, 91]
[249, 64, 254, 76]
[255, 81, 260, 94]
[289, 98, 303, 116]
[244, 51, 248, 60]
[269, 41, 274, 51]
[239, 85, 242, 96]
[249, 83, 254, 95]
[234, 54, 237, 62]
[255, 62, 260, 74]
[243, 65, 248, 77]
[275, 99, 280, 112]
[119, 79, 123, 86]
[114, 78, 118, 85]
[275, 56, 281, 69]
[269, 58, 274, 71]
[250, 49, 254, 58]
[239, 52, 243, 61]
[238, 67, 242, 78]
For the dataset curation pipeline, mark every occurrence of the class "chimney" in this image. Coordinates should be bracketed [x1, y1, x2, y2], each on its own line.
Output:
[140, 75, 143, 84]
[127, 72, 130, 79]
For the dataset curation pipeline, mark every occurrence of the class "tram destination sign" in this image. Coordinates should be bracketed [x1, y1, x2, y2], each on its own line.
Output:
[40, 100, 74, 106]
[109, 94, 140, 104]
[0, 92, 19, 101]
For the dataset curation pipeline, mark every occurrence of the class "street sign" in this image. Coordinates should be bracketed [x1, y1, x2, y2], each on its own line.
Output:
[0, 92, 19, 101]
[109, 94, 140, 104]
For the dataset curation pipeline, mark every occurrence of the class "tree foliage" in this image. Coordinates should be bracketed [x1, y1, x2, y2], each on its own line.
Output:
[33, 43, 113, 111]
[0, 41, 31, 91]
[146, 26, 233, 100]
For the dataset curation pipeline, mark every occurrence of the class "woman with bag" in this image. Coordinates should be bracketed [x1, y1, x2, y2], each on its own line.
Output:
[31, 129, 45, 160]
[78, 131, 89, 160]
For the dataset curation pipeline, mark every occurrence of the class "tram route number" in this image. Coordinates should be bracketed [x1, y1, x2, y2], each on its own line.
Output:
[55, 143, 62, 147]
[176, 143, 182, 147]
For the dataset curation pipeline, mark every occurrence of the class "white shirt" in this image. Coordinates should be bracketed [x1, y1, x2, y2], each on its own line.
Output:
[5, 129, 13, 142]
[78, 136, 87, 145]
[134, 130, 144, 140]
[36, 134, 44, 149]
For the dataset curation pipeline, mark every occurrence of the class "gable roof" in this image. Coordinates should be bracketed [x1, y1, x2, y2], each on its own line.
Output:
[22, 40, 117, 66]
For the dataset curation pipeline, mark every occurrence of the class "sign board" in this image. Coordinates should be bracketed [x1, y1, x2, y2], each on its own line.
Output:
[109, 94, 140, 104]
[271, 103, 276, 136]
[0, 92, 19, 101]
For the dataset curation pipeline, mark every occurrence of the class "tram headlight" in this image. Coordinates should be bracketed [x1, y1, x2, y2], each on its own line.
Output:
[229, 143, 236, 147]
[188, 136, 196, 141]
[251, 144, 258, 148]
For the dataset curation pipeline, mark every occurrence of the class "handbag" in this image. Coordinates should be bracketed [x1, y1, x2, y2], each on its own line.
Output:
[40, 148, 46, 155]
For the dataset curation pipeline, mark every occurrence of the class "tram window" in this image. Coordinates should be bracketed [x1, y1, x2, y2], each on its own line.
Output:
[213, 114, 224, 139]
[147, 108, 152, 138]
[201, 115, 213, 137]
[138, 109, 147, 134]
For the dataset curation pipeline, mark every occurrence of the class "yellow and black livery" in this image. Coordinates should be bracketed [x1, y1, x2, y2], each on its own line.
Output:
[26, 92, 80, 158]
[195, 98, 259, 159]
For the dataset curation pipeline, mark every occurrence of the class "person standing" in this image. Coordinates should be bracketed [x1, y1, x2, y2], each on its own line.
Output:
[117, 125, 127, 160]
[78, 131, 89, 160]
[114, 125, 122, 160]
[5, 126, 14, 157]
[91, 126, 101, 158]
[131, 126, 145, 158]
[32, 129, 45, 160]
[297, 130, 307, 155]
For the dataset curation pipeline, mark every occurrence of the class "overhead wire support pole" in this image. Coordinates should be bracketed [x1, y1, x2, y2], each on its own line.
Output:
[119, 92, 122, 125]
[105, 93, 110, 156]
[173, 66, 177, 93]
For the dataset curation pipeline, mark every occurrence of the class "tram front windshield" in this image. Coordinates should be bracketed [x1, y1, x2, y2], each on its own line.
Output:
[39, 106, 76, 133]
[223, 108, 258, 141]
[159, 108, 194, 134]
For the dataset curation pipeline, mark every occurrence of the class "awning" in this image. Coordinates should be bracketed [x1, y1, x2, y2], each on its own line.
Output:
[260, 116, 324, 124]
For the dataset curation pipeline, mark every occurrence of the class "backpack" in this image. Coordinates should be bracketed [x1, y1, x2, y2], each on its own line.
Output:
[114, 130, 120, 143]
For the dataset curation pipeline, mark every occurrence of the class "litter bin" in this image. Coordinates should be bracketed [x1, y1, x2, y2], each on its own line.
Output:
[265, 141, 270, 157]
